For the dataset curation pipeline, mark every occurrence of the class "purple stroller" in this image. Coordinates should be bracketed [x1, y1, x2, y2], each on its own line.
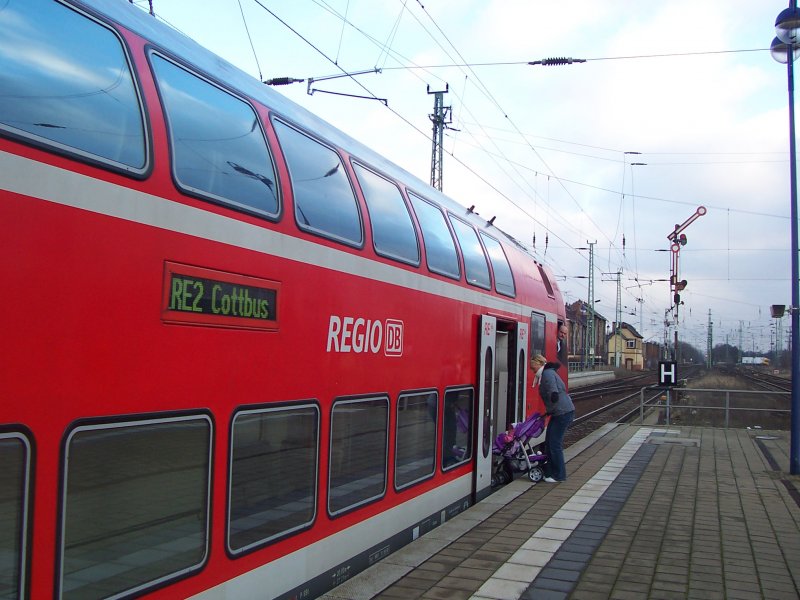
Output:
[491, 412, 549, 486]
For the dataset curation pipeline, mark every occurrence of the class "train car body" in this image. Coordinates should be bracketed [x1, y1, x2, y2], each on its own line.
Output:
[741, 357, 769, 366]
[0, 1, 565, 598]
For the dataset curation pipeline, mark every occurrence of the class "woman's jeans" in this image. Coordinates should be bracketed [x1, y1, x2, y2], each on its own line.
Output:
[545, 410, 575, 481]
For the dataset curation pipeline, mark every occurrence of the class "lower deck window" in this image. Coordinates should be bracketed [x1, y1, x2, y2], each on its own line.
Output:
[59, 416, 211, 599]
[329, 397, 388, 516]
[442, 388, 473, 470]
[229, 404, 319, 554]
[0, 433, 30, 600]
[395, 392, 437, 489]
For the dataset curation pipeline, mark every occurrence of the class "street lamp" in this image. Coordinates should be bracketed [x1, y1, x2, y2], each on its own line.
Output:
[772, 1, 800, 475]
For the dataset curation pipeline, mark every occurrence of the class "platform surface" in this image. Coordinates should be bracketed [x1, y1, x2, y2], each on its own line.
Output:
[321, 424, 800, 600]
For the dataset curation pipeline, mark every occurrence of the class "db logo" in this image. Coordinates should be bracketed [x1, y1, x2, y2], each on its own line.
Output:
[385, 320, 403, 356]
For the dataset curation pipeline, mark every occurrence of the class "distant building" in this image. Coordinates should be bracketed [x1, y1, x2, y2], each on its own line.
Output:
[565, 300, 608, 370]
[643, 341, 663, 370]
[607, 322, 644, 370]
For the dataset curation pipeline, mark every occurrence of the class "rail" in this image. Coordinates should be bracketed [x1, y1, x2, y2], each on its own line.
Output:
[638, 386, 791, 428]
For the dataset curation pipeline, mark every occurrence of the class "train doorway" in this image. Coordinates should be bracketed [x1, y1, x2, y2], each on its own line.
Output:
[474, 315, 495, 502]
[491, 321, 529, 447]
[474, 316, 529, 502]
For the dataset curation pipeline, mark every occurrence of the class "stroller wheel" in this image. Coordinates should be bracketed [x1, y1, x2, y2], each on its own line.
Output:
[528, 466, 544, 483]
[491, 473, 499, 487]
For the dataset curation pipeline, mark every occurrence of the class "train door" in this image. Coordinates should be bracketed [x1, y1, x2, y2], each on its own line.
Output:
[491, 322, 529, 447]
[474, 315, 495, 502]
[514, 322, 529, 423]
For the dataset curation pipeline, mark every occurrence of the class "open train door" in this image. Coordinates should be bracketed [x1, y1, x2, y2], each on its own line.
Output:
[474, 315, 496, 502]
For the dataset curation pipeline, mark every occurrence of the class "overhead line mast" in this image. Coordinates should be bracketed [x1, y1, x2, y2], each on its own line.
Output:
[428, 84, 451, 191]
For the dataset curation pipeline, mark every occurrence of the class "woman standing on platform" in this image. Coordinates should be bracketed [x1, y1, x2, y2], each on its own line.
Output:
[531, 354, 575, 483]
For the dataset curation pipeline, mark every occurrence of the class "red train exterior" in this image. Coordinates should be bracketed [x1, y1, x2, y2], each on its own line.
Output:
[0, 1, 565, 598]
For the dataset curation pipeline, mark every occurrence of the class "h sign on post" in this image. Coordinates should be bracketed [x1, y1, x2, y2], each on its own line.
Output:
[659, 361, 678, 386]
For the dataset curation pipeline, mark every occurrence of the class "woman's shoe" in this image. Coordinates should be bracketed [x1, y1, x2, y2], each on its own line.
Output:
[543, 477, 558, 483]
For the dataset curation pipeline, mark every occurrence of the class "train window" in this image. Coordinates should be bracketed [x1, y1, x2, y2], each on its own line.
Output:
[408, 193, 460, 280]
[328, 397, 388, 516]
[537, 264, 555, 298]
[228, 404, 319, 554]
[480, 233, 516, 297]
[58, 415, 211, 599]
[0, 433, 30, 600]
[273, 120, 363, 246]
[442, 388, 473, 470]
[150, 54, 279, 218]
[530, 312, 545, 358]
[448, 215, 491, 289]
[0, 0, 147, 172]
[352, 163, 420, 265]
[395, 391, 437, 490]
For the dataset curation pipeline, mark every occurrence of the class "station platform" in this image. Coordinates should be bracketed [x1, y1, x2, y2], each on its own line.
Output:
[564, 369, 615, 389]
[321, 424, 800, 600]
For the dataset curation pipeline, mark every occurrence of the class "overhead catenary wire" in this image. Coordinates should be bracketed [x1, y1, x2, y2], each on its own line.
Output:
[301, 0, 594, 270]
[248, 2, 784, 278]
[236, 0, 262, 80]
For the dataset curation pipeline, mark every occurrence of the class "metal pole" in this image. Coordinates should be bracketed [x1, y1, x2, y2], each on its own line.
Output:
[666, 389, 671, 426]
[640, 388, 645, 424]
[587, 241, 595, 371]
[788, 32, 800, 474]
[725, 391, 730, 429]
[616, 270, 622, 368]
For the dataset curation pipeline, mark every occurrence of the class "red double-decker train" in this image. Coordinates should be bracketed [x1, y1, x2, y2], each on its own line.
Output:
[0, 1, 565, 598]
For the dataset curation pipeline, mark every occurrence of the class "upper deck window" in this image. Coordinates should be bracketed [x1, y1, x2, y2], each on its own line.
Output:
[352, 163, 419, 265]
[449, 215, 491, 289]
[273, 120, 363, 246]
[0, 0, 147, 172]
[408, 193, 460, 280]
[537, 264, 555, 298]
[151, 54, 279, 218]
[480, 233, 516, 297]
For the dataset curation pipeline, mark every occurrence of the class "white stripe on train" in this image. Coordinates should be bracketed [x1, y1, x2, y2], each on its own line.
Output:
[1, 150, 556, 324]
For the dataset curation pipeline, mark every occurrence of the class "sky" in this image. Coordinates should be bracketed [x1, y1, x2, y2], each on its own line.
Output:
[133, 0, 797, 356]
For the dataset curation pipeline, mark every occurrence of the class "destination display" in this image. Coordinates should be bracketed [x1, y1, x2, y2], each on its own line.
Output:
[162, 262, 279, 330]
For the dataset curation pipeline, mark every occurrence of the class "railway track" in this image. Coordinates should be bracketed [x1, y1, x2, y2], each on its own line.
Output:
[731, 367, 791, 392]
[564, 365, 703, 446]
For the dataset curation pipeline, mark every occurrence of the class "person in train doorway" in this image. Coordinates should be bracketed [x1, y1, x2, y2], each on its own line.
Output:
[556, 321, 569, 369]
[531, 353, 575, 483]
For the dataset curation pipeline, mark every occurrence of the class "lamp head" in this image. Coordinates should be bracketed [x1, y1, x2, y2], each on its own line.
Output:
[776, 6, 800, 45]
[771, 36, 800, 64]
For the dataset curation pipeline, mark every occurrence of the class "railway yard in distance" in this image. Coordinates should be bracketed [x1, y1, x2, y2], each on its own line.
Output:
[564, 365, 791, 448]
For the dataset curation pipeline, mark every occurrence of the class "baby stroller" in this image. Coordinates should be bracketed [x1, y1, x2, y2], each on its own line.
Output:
[491, 412, 549, 486]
